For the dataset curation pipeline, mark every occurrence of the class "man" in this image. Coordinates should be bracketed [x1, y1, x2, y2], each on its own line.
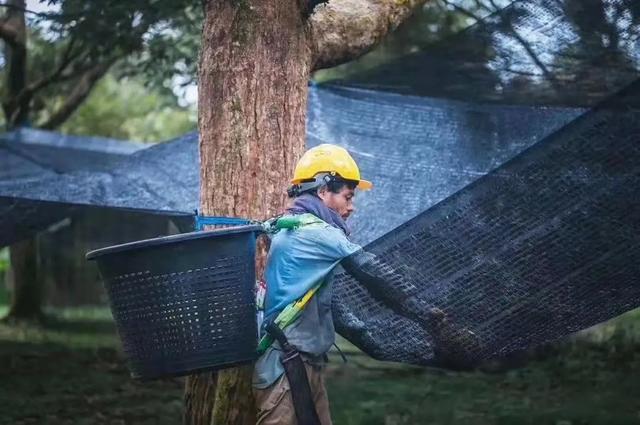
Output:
[252, 144, 479, 424]
[252, 143, 371, 424]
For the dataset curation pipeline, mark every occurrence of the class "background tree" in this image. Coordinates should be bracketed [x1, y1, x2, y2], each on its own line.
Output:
[60, 73, 196, 142]
[0, 0, 201, 129]
[0, 0, 200, 322]
[189, 0, 430, 423]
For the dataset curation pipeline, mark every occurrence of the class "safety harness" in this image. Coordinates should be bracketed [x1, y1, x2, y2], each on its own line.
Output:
[257, 213, 327, 353]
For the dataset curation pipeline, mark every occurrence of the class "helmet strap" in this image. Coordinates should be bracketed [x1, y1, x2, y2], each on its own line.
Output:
[288, 173, 338, 198]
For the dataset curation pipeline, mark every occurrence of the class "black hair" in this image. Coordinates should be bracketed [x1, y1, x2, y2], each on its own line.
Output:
[326, 177, 357, 194]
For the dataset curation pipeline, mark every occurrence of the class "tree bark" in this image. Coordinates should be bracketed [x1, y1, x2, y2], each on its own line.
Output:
[5, 238, 43, 322]
[188, 0, 427, 423]
[183, 372, 218, 425]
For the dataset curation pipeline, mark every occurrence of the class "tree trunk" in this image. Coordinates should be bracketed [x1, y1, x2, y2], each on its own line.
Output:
[2, 0, 28, 129]
[185, 1, 311, 424]
[183, 372, 218, 425]
[188, 0, 429, 422]
[5, 238, 44, 322]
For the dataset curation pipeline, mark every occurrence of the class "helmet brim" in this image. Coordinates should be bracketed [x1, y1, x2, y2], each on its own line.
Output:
[357, 179, 373, 190]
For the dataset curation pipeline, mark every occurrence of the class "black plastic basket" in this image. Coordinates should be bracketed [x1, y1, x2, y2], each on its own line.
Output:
[86, 225, 262, 380]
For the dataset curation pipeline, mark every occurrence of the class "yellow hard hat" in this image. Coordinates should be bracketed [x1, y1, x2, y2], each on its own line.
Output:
[291, 144, 373, 190]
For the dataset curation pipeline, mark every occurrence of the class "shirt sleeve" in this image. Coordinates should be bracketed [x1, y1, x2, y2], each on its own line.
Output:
[298, 224, 362, 262]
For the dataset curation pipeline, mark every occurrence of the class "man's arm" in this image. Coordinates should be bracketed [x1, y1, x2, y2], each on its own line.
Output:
[340, 249, 429, 323]
[340, 249, 483, 370]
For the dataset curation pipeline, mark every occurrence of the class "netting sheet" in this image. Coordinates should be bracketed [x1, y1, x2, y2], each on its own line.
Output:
[309, 86, 581, 244]
[0, 129, 147, 246]
[0, 90, 575, 247]
[333, 82, 640, 368]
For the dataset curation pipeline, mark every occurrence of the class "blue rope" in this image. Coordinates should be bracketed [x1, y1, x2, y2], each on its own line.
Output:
[193, 210, 254, 231]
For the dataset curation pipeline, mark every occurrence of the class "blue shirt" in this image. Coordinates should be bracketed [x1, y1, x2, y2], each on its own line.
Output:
[253, 216, 361, 389]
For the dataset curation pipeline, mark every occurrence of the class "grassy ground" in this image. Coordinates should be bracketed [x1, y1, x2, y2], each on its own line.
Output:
[0, 307, 182, 425]
[1, 307, 639, 425]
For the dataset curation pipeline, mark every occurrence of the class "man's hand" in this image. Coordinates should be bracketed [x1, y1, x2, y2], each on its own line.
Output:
[427, 307, 483, 370]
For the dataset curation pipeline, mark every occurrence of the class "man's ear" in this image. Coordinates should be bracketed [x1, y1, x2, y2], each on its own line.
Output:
[316, 185, 329, 201]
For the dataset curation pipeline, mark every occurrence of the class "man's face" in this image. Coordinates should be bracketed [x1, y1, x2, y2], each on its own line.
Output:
[318, 185, 356, 220]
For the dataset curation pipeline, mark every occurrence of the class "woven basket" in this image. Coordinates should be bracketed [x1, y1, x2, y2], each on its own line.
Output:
[86, 225, 262, 380]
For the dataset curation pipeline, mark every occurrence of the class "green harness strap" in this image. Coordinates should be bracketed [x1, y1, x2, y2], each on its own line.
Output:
[257, 213, 327, 354]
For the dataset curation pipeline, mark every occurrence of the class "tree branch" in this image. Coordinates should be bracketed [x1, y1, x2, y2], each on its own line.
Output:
[7, 38, 83, 111]
[39, 59, 115, 129]
[33, 13, 153, 129]
[308, 0, 430, 71]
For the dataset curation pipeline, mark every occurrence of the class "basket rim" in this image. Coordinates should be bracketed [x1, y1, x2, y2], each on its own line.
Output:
[86, 224, 263, 261]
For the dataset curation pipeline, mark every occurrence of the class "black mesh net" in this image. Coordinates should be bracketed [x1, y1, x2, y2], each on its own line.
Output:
[333, 81, 640, 368]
